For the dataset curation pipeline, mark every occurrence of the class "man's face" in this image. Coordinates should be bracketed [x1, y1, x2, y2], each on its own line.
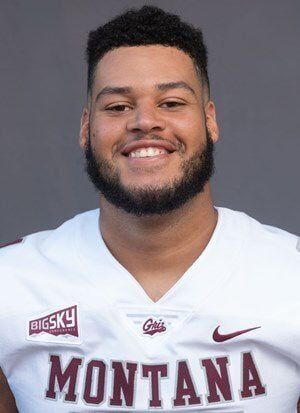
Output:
[80, 45, 219, 215]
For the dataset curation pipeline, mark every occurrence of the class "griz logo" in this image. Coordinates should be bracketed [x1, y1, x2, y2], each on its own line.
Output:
[29, 305, 78, 337]
[142, 317, 167, 336]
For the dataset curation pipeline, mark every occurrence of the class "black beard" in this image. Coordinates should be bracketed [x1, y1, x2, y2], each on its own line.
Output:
[84, 129, 215, 216]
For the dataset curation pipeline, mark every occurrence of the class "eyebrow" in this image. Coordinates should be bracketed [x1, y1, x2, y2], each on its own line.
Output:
[156, 81, 196, 96]
[95, 81, 196, 102]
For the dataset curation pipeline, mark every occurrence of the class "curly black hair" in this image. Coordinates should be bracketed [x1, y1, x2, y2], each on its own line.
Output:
[86, 5, 209, 96]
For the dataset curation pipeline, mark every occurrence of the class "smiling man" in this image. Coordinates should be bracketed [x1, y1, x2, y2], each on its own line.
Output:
[0, 5, 300, 413]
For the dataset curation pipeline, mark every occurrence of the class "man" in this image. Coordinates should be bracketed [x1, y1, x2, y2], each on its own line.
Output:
[0, 5, 299, 412]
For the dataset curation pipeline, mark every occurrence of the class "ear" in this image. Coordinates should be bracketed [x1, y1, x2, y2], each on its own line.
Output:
[79, 107, 89, 149]
[204, 101, 219, 143]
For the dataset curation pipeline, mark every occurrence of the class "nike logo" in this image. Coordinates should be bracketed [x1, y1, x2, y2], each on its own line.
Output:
[213, 325, 261, 342]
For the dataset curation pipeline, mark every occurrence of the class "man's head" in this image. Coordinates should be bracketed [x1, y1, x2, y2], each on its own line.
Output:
[80, 6, 219, 216]
[85, 5, 210, 98]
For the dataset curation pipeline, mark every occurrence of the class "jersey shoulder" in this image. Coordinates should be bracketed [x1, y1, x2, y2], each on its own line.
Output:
[0, 209, 99, 274]
[0, 209, 99, 316]
[224, 208, 300, 318]
[261, 222, 299, 249]
[251, 215, 299, 256]
[222, 207, 300, 267]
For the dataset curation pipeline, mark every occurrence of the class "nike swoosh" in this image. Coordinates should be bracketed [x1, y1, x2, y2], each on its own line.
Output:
[213, 325, 261, 342]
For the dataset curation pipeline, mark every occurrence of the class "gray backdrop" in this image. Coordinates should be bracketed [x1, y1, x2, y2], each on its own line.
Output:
[0, 0, 299, 242]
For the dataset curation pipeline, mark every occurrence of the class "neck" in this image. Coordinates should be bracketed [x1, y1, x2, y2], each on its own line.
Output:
[98, 184, 217, 301]
[99, 184, 217, 257]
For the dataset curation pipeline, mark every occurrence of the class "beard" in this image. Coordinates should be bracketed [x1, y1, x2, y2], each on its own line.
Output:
[84, 129, 215, 216]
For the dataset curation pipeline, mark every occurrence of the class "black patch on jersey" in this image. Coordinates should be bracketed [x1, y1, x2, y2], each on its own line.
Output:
[0, 238, 23, 249]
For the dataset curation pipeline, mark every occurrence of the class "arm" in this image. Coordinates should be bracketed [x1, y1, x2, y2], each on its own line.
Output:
[0, 367, 18, 413]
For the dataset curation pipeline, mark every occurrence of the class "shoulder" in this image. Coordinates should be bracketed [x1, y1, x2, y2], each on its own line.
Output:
[220, 206, 299, 247]
[248, 212, 298, 257]
[222, 208, 300, 322]
[219, 206, 300, 267]
[0, 209, 99, 262]
[0, 209, 99, 316]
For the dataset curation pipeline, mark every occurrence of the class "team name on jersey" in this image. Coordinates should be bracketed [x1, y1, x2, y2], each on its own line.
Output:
[45, 352, 266, 408]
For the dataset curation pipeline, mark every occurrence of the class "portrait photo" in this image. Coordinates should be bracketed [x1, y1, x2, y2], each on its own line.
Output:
[0, 1, 299, 412]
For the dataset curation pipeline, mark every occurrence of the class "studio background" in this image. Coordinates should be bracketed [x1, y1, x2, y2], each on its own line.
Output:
[0, 0, 299, 242]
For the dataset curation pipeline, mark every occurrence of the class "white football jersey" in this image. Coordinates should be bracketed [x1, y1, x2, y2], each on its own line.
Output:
[0, 207, 300, 412]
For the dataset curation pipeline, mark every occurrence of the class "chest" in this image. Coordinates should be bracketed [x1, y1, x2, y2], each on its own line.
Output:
[1, 293, 299, 413]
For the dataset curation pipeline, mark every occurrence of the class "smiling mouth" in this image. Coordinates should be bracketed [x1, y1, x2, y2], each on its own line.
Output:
[121, 139, 178, 159]
[126, 147, 171, 158]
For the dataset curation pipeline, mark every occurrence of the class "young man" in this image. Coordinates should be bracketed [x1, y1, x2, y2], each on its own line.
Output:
[0, 5, 299, 412]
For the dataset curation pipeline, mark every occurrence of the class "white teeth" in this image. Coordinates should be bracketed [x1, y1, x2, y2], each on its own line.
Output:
[128, 147, 169, 158]
[148, 148, 155, 157]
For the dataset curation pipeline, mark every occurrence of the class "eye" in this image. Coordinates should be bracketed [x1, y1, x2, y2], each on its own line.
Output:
[160, 101, 185, 108]
[106, 104, 131, 112]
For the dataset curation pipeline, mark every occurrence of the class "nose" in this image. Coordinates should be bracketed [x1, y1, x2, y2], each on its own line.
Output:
[126, 104, 166, 134]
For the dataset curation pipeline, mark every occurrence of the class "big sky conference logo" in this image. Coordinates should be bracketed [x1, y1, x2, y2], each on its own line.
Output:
[27, 305, 81, 344]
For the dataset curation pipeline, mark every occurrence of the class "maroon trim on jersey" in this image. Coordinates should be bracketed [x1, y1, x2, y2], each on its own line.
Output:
[0, 238, 23, 249]
[213, 325, 261, 343]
